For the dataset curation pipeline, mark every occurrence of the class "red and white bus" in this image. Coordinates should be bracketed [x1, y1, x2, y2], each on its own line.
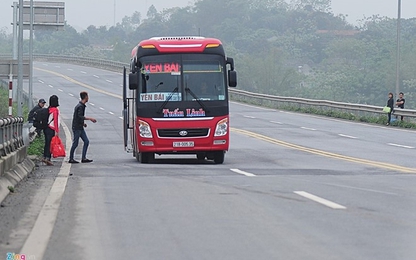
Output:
[123, 36, 237, 163]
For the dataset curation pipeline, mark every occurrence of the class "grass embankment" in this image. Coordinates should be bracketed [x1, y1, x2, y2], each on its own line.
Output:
[27, 134, 45, 156]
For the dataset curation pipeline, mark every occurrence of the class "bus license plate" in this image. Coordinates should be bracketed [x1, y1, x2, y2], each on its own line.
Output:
[173, 141, 194, 147]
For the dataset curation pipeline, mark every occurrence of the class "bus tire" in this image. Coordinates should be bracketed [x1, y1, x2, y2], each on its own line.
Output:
[139, 152, 154, 163]
[213, 151, 225, 164]
[196, 152, 206, 160]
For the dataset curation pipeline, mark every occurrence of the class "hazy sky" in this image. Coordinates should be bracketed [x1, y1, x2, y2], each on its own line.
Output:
[0, 0, 415, 33]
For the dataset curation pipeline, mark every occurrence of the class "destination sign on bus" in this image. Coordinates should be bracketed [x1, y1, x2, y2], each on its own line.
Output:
[143, 62, 222, 74]
[144, 63, 180, 73]
[140, 92, 181, 102]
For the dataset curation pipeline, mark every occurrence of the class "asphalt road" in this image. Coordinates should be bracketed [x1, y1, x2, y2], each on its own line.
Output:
[1, 62, 416, 260]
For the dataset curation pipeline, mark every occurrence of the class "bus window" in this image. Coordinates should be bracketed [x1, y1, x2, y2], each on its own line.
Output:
[183, 60, 225, 101]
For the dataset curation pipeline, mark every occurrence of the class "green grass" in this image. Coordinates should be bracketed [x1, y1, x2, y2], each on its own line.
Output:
[0, 85, 30, 118]
[27, 134, 45, 156]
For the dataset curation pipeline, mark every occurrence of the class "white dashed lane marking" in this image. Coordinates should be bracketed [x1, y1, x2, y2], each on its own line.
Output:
[108, 112, 114, 115]
[230, 169, 256, 177]
[93, 75, 99, 78]
[106, 79, 113, 83]
[338, 134, 358, 139]
[387, 143, 415, 149]
[48, 85, 54, 88]
[99, 107, 105, 110]
[270, 121, 283, 124]
[301, 127, 316, 131]
[38, 80, 44, 84]
[244, 115, 256, 119]
[68, 93, 74, 97]
[294, 191, 346, 210]
[80, 71, 86, 74]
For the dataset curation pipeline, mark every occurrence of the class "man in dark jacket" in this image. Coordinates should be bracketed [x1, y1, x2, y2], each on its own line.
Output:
[386, 92, 394, 126]
[27, 98, 46, 137]
[68, 91, 97, 163]
[28, 98, 46, 123]
[396, 92, 405, 121]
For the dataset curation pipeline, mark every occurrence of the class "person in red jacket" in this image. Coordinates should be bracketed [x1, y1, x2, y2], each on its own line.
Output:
[42, 95, 60, 166]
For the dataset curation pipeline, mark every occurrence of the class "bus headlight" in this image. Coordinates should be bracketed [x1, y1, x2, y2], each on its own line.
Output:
[139, 120, 153, 138]
[214, 118, 228, 137]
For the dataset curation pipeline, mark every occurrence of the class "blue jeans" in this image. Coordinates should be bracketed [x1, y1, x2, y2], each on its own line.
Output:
[69, 129, 89, 160]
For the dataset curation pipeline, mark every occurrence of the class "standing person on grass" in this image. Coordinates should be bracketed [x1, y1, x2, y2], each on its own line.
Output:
[396, 92, 405, 121]
[386, 92, 394, 126]
[42, 95, 60, 166]
[69, 91, 97, 163]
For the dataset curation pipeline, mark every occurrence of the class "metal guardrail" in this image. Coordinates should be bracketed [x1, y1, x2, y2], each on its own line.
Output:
[0, 117, 24, 159]
[228, 89, 416, 120]
[0, 54, 126, 73]
[1, 54, 416, 121]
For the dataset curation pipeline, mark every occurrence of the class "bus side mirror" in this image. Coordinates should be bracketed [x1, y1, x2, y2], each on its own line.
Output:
[226, 57, 234, 71]
[129, 73, 138, 90]
[228, 70, 237, 87]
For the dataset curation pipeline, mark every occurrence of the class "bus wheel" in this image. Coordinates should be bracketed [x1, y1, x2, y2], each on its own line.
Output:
[196, 153, 206, 160]
[213, 151, 225, 164]
[139, 152, 154, 163]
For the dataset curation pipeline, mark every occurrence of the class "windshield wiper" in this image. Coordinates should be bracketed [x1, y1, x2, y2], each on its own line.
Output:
[185, 87, 210, 113]
[157, 87, 178, 114]
[154, 82, 163, 89]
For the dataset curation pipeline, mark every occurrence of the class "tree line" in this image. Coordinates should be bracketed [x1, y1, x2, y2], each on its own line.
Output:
[0, 0, 415, 108]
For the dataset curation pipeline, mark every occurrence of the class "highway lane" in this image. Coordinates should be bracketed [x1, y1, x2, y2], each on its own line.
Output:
[231, 103, 416, 170]
[11, 62, 416, 259]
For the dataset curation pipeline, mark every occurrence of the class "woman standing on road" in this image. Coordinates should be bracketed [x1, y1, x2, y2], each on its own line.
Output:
[42, 95, 60, 166]
[386, 92, 394, 126]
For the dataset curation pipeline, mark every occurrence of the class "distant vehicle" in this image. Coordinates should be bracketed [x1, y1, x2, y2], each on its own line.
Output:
[123, 36, 237, 164]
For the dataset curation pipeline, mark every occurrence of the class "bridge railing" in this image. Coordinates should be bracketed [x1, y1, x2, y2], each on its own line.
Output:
[0, 117, 24, 159]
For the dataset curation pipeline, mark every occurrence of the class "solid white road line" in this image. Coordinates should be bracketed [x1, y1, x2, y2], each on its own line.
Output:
[387, 143, 415, 149]
[20, 118, 72, 258]
[230, 168, 256, 177]
[294, 191, 346, 210]
[338, 134, 358, 139]
[301, 127, 316, 131]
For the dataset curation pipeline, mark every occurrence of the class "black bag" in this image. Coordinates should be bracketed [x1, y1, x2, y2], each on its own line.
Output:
[33, 107, 50, 129]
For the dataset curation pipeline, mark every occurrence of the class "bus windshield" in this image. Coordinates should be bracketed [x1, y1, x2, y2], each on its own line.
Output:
[138, 54, 226, 103]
